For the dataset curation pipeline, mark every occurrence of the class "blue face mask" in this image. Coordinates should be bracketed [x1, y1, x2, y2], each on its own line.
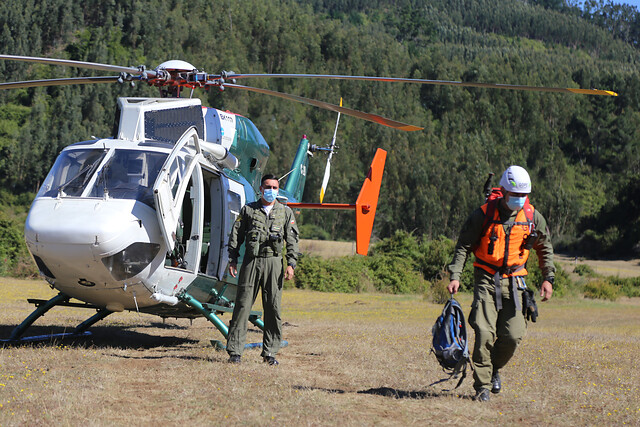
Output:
[506, 195, 526, 211]
[262, 188, 278, 203]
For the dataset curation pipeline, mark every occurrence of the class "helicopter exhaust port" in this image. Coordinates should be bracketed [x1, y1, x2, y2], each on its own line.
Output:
[200, 141, 239, 170]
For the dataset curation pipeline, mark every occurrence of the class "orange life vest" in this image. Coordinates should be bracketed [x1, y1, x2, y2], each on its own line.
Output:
[473, 198, 535, 277]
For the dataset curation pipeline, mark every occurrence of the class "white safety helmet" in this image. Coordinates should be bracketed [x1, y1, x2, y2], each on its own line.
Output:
[500, 165, 531, 194]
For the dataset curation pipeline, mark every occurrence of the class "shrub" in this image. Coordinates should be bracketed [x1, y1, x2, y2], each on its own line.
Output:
[294, 254, 373, 293]
[606, 276, 640, 298]
[366, 254, 427, 294]
[370, 231, 475, 291]
[583, 279, 620, 301]
[294, 251, 428, 294]
[369, 230, 421, 267]
[574, 264, 598, 277]
[0, 215, 37, 277]
[428, 275, 451, 304]
[298, 223, 331, 240]
[419, 235, 454, 279]
[525, 249, 571, 297]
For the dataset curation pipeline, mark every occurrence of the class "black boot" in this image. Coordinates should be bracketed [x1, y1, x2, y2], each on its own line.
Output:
[473, 388, 491, 402]
[263, 356, 279, 366]
[491, 370, 501, 394]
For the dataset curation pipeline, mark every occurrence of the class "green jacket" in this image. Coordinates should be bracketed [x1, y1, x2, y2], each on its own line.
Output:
[448, 200, 555, 284]
[228, 200, 299, 268]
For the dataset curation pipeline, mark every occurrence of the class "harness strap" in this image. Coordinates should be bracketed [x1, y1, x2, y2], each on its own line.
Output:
[477, 260, 526, 310]
[511, 277, 522, 311]
[494, 270, 502, 310]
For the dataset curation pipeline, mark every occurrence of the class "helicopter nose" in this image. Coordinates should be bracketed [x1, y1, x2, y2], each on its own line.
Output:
[26, 199, 140, 246]
[25, 198, 162, 281]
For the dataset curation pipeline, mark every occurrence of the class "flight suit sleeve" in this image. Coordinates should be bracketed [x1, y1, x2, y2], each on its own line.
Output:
[532, 210, 556, 280]
[284, 207, 299, 269]
[447, 207, 485, 281]
[228, 205, 248, 265]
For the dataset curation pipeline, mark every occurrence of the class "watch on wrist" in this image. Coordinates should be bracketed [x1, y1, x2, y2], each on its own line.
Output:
[545, 277, 554, 285]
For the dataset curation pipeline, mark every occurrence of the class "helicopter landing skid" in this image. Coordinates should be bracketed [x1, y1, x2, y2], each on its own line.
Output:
[1, 292, 113, 344]
[210, 339, 289, 352]
[177, 291, 288, 351]
[209, 312, 289, 351]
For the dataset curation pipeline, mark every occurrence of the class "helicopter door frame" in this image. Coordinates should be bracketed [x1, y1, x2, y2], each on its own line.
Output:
[153, 127, 202, 252]
[217, 177, 246, 279]
[178, 165, 205, 273]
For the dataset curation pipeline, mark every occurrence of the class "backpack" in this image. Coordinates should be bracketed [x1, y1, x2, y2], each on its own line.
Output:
[430, 297, 471, 388]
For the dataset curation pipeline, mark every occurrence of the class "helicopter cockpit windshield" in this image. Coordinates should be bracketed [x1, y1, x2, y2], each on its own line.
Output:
[37, 148, 168, 208]
[37, 149, 107, 198]
[89, 150, 167, 206]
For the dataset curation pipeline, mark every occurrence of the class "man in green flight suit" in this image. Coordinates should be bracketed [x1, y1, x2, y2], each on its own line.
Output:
[447, 165, 555, 402]
[226, 174, 299, 365]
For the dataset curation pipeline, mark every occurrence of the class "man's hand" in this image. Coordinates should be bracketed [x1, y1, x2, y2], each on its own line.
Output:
[285, 265, 295, 281]
[540, 280, 553, 302]
[229, 262, 238, 278]
[447, 280, 460, 295]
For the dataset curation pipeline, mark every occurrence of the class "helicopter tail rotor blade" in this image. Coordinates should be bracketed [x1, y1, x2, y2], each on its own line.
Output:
[0, 76, 122, 90]
[223, 83, 423, 131]
[320, 98, 342, 203]
[225, 72, 618, 96]
[320, 161, 331, 204]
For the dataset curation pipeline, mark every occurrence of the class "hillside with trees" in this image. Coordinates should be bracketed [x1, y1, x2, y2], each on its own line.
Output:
[1, 0, 639, 277]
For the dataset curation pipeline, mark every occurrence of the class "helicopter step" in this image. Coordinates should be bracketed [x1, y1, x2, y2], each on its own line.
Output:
[1, 292, 114, 344]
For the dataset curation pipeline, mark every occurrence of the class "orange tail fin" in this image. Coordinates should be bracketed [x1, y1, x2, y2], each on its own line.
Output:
[286, 148, 387, 255]
[354, 148, 386, 255]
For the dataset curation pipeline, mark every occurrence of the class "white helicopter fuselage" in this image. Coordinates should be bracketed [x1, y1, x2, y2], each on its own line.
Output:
[24, 97, 255, 315]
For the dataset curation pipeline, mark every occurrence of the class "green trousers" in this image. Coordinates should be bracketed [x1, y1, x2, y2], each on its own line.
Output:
[227, 256, 283, 357]
[469, 268, 527, 392]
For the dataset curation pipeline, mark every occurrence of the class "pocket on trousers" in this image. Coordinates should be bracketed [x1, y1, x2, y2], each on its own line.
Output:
[468, 299, 479, 329]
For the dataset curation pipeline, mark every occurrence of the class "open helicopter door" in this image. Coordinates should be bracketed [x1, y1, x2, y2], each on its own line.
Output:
[153, 127, 203, 254]
[216, 177, 246, 279]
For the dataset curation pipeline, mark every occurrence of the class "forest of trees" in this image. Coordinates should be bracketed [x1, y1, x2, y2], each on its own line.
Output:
[1, 0, 640, 276]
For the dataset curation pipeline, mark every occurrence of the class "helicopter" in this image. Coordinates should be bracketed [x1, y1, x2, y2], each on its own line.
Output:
[0, 54, 617, 345]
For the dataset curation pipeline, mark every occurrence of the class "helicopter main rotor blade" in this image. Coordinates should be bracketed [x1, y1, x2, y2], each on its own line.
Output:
[0, 76, 122, 90]
[226, 73, 618, 96]
[0, 54, 155, 76]
[223, 83, 423, 131]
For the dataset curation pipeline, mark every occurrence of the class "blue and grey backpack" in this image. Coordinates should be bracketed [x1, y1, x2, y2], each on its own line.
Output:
[430, 297, 471, 388]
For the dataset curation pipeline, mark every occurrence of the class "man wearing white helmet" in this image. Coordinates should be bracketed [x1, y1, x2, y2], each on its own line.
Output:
[447, 165, 555, 402]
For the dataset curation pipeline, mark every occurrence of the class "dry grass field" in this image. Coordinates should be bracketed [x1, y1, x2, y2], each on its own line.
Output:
[555, 254, 640, 279]
[1, 277, 639, 426]
[298, 239, 356, 258]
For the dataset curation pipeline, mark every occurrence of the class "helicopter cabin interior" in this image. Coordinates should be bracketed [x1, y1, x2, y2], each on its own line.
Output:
[166, 165, 244, 281]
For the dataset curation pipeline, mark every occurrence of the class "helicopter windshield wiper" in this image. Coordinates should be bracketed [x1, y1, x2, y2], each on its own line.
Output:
[57, 153, 106, 196]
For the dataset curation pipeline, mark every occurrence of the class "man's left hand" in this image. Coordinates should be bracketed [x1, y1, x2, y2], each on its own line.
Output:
[540, 280, 553, 302]
[285, 265, 295, 281]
